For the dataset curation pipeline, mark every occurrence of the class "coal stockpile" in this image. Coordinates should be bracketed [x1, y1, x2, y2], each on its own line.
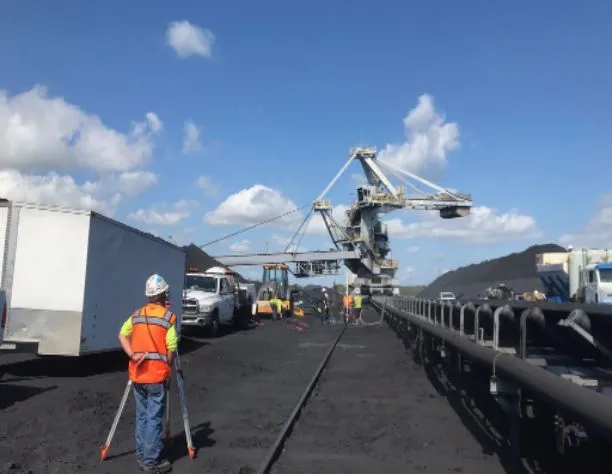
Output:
[182, 244, 251, 283]
[419, 243, 566, 300]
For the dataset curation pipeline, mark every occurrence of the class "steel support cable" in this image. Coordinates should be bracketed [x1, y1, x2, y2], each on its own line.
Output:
[286, 152, 360, 253]
[378, 161, 429, 196]
[284, 208, 314, 253]
[378, 159, 463, 200]
[374, 298, 612, 440]
[203, 153, 355, 249]
[293, 211, 313, 255]
[324, 210, 353, 244]
[199, 203, 310, 248]
[320, 212, 341, 250]
[315, 153, 356, 202]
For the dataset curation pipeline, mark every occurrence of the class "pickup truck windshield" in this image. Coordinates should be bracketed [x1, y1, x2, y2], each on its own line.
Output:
[185, 275, 217, 292]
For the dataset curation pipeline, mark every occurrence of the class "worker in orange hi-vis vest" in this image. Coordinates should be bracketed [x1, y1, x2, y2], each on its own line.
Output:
[343, 293, 353, 320]
[118, 274, 177, 473]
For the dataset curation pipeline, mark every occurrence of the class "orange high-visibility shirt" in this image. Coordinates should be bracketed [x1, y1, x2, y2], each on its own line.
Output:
[125, 303, 176, 384]
[343, 295, 353, 309]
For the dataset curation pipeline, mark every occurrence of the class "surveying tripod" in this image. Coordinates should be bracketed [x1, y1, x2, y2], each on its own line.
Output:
[100, 352, 195, 461]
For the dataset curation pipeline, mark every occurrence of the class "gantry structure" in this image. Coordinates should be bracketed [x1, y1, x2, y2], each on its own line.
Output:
[213, 145, 472, 294]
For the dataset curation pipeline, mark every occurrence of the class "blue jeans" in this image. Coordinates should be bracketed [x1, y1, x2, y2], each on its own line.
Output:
[134, 382, 167, 467]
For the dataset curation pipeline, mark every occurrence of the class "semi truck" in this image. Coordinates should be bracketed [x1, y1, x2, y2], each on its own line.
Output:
[0, 200, 186, 356]
[536, 248, 612, 303]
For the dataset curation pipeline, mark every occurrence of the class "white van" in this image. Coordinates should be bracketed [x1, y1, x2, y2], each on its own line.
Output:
[439, 291, 456, 302]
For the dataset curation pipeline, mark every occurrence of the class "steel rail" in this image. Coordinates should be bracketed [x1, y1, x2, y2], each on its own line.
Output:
[256, 325, 346, 474]
[372, 297, 612, 440]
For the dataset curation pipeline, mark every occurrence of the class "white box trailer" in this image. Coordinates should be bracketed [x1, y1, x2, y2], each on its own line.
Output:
[0, 201, 186, 356]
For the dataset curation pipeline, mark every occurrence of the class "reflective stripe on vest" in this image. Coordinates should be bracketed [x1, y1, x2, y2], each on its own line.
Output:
[128, 305, 177, 383]
[132, 310, 173, 329]
[131, 309, 174, 363]
[143, 352, 168, 363]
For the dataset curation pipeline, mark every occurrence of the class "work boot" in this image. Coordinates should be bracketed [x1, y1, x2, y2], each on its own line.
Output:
[140, 459, 172, 473]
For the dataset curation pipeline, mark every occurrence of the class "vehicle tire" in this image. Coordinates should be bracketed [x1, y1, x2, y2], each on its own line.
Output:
[209, 311, 220, 338]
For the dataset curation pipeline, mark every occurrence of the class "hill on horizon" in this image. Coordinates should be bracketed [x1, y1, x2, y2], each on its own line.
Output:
[418, 243, 567, 299]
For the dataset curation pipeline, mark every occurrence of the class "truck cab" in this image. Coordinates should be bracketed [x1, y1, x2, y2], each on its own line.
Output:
[582, 263, 612, 304]
[537, 249, 612, 304]
[182, 266, 240, 336]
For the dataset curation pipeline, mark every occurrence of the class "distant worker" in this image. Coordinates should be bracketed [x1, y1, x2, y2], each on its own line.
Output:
[321, 288, 330, 324]
[118, 274, 177, 474]
[269, 294, 283, 320]
[353, 288, 363, 324]
[342, 292, 353, 323]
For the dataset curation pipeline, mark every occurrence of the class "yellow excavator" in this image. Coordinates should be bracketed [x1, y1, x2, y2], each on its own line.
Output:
[252, 263, 302, 319]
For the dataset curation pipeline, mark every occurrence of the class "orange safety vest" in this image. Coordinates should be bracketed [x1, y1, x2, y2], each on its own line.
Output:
[343, 295, 353, 309]
[128, 303, 176, 384]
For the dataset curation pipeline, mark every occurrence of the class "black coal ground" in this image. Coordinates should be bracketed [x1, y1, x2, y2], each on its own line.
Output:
[1, 306, 505, 474]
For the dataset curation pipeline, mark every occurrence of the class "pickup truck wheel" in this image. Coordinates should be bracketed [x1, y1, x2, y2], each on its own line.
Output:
[209, 312, 220, 338]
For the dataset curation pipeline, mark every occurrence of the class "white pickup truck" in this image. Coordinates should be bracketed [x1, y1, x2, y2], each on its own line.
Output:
[182, 266, 255, 336]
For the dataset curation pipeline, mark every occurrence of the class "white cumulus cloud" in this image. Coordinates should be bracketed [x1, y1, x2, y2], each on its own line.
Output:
[398, 266, 416, 282]
[167, 20, 215, 58]
[128, 200, 199, 227]
[230, 239, 251, 253]
[194, 175, 218, 196]
[113, 171, 159, 196]
[205, 184, 303, 226]
[384, 206, 540, 243]
[0, 86, 161, 173]
[559, 195, 612, 247]
[145, 112, 163, 133]
[406, 246, 420, 253]
[0, 86, 162, 215]
[378, 94, 459, 172]
[182, 120, 203, 155]
[0, 170, 120, 215]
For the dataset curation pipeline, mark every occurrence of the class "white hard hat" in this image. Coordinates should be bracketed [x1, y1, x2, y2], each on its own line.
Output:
[145, 274, 169, 297]
[355, 288, 361, 295]
[321, 287, 327, 292]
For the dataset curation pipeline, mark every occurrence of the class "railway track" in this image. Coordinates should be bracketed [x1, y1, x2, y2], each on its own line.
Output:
[253, 307, 506, 474]
[256, 324, 347, 474]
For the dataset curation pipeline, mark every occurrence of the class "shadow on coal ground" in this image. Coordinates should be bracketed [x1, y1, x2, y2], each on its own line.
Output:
[181, 307, 260, 340]
[0, 382, 58, 409]
[387, 319, 612, 474]
[0, 337, 208, 378]
[104, 421, 216, 463]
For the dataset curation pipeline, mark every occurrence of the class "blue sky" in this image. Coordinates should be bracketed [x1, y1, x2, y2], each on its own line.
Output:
[0, 1, 610, 284]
